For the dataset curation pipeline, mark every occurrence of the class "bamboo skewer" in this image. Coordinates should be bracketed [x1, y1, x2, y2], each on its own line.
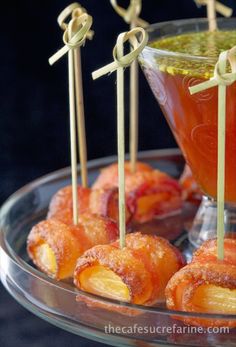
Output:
[195, 0, 232, 18]
[116, 36, 126, 248]
[74, 45, 88, 188]
[49, 12, 93, 225]
[194, 0, 233, 31]
[207, 0, 217, 31]
[71, 7, 94, 188]
[57, 4, 93, 188]
[57, 2, 80, 30]
[216, 57, 226, 260]
[92, 27, 148, 248]
[214, 1, 232, 17]
[130, 17, 139, 173]
[110, 0, 148, 173]
[129, 54, 139, 173]
[129, 3, 143, 173]
[68, 44, 79, 225]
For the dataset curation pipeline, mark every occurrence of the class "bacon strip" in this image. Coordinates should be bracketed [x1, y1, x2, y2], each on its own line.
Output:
[92, 161, 153, 190]
[74, 232, 185, 307]
[126, 170, 182, 223]
[192, 238, 236, 266]
[47, 185, 132, 225]
[89, 188, 132, 224]
[166, 238, 236, 327]
[47, 186, 90, 225]
[93, 161, 183, 223]
[166, 246, 236, 327]
[27, 213, 118, 280]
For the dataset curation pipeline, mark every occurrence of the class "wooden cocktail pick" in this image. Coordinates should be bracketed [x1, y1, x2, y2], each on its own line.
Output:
[49, 13, 93, 225]
[57, 2, 94, 39]
[92, 27, 148, 248]
[207, 0, 217, 31]
[195, 0, 232, 31]
[57, 3, 94, 188]
[110, 0, 148, 28]
[189, 47, 236, 260]
[110, 0, 148, 173]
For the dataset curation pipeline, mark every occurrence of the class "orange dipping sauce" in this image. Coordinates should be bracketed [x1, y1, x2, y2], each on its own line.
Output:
[145, 31, 236, 202]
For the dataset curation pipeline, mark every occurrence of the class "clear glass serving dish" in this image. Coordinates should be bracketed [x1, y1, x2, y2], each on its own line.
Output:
[0, 149, 235, 347]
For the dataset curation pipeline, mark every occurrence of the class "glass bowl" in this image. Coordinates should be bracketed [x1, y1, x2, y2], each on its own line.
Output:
[0, 149, 235, 347]
[139, 17, 236, 247]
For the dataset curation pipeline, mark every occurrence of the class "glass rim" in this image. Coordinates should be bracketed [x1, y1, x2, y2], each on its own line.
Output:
[1, 149, 236, 320]
[144, 17, 236, 63]
[1, 230, 236, 319]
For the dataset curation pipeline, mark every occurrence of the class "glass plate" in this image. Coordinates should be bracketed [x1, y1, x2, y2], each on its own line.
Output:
[0, 149, 235, 347]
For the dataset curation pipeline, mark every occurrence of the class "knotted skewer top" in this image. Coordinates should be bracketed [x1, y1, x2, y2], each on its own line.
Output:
[194, 0, 232, 17]
[57, 2, 94, 39]
[189, 47, 236, 94]
[49, 12, 93, 65]
[92, 27, 148, 79]
[57, 2, 82, 30]
[110, 0, 148, 27]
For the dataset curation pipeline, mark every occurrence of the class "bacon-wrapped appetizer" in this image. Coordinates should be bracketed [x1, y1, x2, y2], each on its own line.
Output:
[126, 170, 182, 223]
[93, 162, 182, 224]
[92, 161, 153, 190]
[165, 262, 236, 327]
[89, 188, 132, 224]
[27, 213, 118, 280]
[179, 164, 202, 203]
[193, 238, 236, 265]
[47, 185, 132, 225]
[166, 238, 236, 327]
[47, 185, 91, 225]
[74, 232, 185, 305]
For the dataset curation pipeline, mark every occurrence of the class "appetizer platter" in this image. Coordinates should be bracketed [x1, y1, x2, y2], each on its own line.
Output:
[0, 1, 236, 347]
[3, 149, 235, 347]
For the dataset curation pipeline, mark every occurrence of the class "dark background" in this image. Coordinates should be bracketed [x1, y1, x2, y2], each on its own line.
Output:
[0, 1, 235, 346]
